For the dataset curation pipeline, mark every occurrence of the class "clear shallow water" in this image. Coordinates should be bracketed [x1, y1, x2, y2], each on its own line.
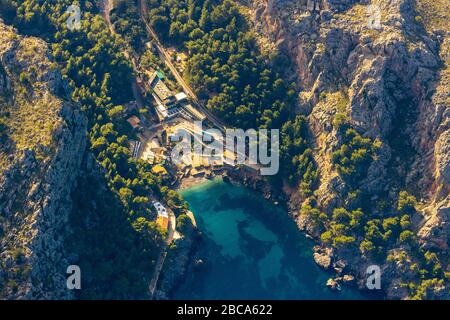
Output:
[175, 178, 367, 300]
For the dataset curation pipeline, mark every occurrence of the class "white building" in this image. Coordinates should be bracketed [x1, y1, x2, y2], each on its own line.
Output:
[153, 201, 168, 218]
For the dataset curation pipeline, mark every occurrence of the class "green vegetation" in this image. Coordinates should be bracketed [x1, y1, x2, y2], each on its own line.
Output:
[147, 0, 295, 129]
[1, 0, 447, 300]
[300, 204, 328, 228]
[310, 187, 448, 298]
[0, 0, 185, 298]
[0, 118, 7, 140]
[176, 214, 195, 234]
[332, 125, 381, 187]
[0, 31, 65, 161]
[147, 0, 316, 197]
[405, 248, 448, 299]
[139, 49, 182, 92]
[315, 191, 416, 261]
[280, 115, 317, 195]
[146, 0, 448, 300]
[397, 190, 418, 214]
[359, 218, 402, 260]
[319, 207, 363, 248]
[144, 5, 449, 299]
[110, 0, 147, 51]
[409, 278, 445, 300]
[70, 172, 162, 299]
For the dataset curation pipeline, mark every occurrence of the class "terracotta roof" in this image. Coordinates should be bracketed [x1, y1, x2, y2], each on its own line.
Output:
[127, 116, 141, 129]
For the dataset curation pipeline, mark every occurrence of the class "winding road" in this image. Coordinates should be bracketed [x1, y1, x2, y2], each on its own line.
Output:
[99, 0, 177, 299]
[138, 0, 227, 131]
[100, 0, 261, 298]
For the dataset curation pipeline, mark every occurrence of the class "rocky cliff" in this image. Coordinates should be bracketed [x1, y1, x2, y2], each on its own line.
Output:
[246, 0, 449, 298]
[0, 20, 87, 299]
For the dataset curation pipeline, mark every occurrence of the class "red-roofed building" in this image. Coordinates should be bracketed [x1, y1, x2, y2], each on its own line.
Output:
[127, 116, 141, 129]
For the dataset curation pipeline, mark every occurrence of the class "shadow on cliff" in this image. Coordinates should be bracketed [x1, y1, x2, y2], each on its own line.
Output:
[67, 159, 160, 300]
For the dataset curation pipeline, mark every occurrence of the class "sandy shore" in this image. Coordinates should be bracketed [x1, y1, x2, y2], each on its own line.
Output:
[176, 175, 211, 191]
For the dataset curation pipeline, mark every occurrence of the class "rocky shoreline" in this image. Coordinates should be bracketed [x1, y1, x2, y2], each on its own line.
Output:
[157, 167, 367, 299]
[155, 167, 284, 299]
[224, 171, 386, 298]
[240, 0, 450, 300]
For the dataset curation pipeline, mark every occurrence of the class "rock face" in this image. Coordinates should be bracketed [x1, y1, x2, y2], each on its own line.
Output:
[0, 20, 87, 299]
[313, 248, 332, 269]
[247, 0, 449, 298]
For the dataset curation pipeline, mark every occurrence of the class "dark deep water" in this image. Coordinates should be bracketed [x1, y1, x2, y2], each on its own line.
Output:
[174, 178, 367, 299]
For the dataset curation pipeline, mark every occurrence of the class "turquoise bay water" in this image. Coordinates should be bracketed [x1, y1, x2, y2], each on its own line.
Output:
[175, 178, 366, 300]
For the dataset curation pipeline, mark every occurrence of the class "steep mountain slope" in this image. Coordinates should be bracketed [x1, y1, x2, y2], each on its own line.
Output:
[1, 0, 193, 299]
[247, 0, 449, 298]
[0, 0, 447, 300]
[0, 20, 87, 299]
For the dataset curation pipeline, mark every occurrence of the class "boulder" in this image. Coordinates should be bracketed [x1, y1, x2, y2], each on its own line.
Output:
[313, 251, 332, 269]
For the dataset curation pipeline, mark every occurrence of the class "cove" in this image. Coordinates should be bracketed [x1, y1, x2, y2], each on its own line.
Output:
[174, 178, 367, 300]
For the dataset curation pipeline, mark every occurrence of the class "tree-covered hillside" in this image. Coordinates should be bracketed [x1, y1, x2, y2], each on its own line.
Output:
[0, 0, 185, 298]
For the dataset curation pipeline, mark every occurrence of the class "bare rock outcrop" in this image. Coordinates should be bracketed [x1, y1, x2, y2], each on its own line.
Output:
[246, 0, 449, 299]
[0, 20, 87, 299]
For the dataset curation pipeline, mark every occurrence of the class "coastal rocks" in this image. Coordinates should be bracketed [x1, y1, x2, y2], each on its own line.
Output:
[386, 278, 409, 300]
[296, 211, 320, 237]
[312, 247, 356, 278]
[226, 169, 283, 203]
[326, 274, 355, 292]
[326, 278, 341, 291]
[193, 259, 204, 269]
[332, 259, 347, 275]
[247, 0, 450, 299]
[222, 173, 231, 183]
[341, 274, 355, 284]
[156, 216, 197, 300]
[313, 249, 332, 270]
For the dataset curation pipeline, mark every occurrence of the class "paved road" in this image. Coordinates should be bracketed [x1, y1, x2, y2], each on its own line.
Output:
[148, 204, 176, 298]
[100, 0, 143, 105]
[100, 1, 259, 297]
[138, 0, 227, 131]
[100, 0, 176, 299]
[99, 0, 113, 33]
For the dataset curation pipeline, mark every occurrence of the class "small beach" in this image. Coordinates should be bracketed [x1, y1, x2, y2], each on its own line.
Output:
[176, 175, 210, 190]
